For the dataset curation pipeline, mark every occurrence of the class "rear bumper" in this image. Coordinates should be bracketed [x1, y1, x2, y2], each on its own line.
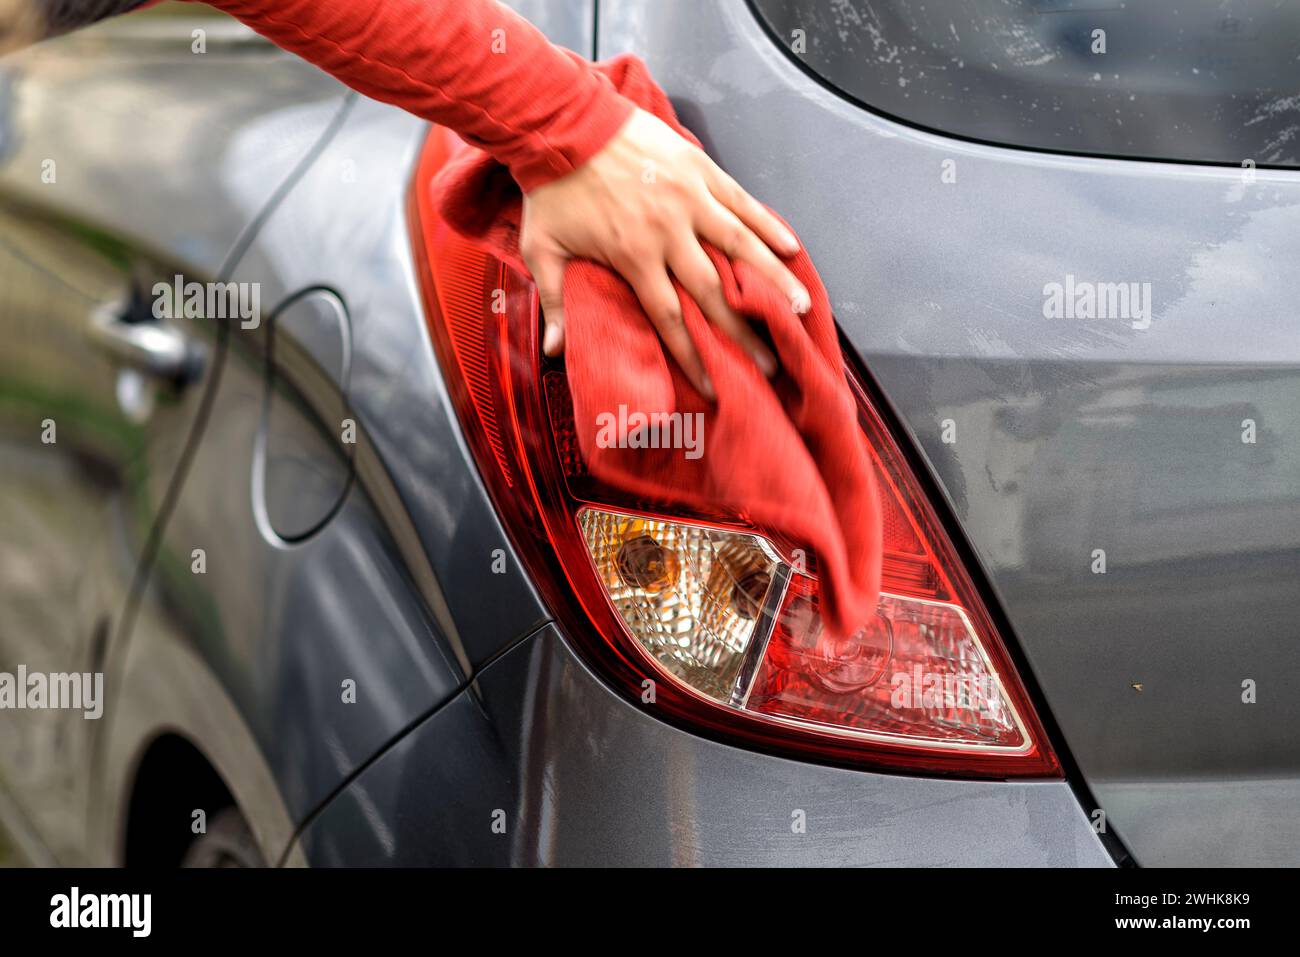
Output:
[293, 624, 1114, 866]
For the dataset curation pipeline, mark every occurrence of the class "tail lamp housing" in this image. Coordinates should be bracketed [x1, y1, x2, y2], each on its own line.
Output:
[409, 128, 1060, 779]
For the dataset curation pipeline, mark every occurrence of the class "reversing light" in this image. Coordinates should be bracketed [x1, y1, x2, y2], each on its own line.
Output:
[579, 508, 781, 704]
[410, 127, 1059, 778]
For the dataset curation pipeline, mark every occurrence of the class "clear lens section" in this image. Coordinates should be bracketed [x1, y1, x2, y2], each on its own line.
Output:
[580, 508, 1027, 751]
[746, 577, 1028, 749]
[578, 508, 778, 702]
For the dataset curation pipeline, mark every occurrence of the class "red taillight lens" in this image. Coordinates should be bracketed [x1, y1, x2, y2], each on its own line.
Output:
[410, 128, 1059, 778]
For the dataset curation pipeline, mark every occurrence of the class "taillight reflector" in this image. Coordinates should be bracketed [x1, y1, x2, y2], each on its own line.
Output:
[410, 127, 1059, 778]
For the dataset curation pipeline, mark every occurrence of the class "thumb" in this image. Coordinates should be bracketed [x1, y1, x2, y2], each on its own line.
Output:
[529, 251, 568, 356]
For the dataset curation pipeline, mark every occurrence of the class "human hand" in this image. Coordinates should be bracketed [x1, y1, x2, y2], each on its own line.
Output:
[519, 108, 811, 400]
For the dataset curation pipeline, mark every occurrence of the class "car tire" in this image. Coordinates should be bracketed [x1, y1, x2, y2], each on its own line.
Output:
[180, 807, 267, 868]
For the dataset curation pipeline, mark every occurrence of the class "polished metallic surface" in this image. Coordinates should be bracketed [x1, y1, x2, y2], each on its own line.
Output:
[7, 0, 1281, 868]
[227, 95, 550, 675]
[87, 300, 202, 382]
[599, 0, 1300, 865]
[119, 99, 470, 824]
[259, 288, 353, 541]
[0, 10, 354, 863]
[293, 625, 1113, 867]
[92, 77, 550, 853]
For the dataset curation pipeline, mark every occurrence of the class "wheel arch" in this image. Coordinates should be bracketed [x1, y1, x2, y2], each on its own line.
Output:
[92, 622, 303, 867]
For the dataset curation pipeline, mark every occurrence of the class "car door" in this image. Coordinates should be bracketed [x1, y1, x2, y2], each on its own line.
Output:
[0, 5, 349, 862]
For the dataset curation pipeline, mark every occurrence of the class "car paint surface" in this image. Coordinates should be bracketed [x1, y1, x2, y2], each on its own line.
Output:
[292, 624, 1112, 867]
[596, 0, 1300, 866]
[0, 14, 352, 864]
[5, 0, 1287, 868]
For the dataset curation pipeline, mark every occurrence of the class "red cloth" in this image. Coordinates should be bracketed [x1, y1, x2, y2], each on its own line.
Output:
[436, 55, 882, 638]
[195, 0, 880, 634]
[203, 0, 633, 192]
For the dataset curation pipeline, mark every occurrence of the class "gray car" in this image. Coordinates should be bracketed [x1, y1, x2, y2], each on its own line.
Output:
[0, 0, 1296, 868]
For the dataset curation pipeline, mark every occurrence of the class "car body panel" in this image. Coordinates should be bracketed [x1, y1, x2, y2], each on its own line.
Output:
[292, 623, 1113, 867]
[224, 96, 551, 674]
[111, 92, 557, 835]
[92, 589, 301, 867]
[5, 0, 1286, 869]
[19, 0, 594, 866]
[598, 0, 1300, 866]
[0, 11, 350, 863]
[111, 103, 468, 827]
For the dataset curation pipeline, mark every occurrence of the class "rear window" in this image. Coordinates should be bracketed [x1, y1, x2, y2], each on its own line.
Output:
[751, 0, 1300, 167]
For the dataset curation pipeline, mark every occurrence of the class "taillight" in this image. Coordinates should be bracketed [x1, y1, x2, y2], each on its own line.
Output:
[410, 128, 1059, 778]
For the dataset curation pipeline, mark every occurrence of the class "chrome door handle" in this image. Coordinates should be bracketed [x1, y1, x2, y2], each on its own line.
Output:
[87, 301, 203, 383]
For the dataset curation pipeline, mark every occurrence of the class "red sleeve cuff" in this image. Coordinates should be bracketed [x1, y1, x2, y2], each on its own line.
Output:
[508, 70, 636, 193]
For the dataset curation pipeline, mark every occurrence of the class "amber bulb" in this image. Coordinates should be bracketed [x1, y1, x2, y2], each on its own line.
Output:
[615, 533, 679, 593]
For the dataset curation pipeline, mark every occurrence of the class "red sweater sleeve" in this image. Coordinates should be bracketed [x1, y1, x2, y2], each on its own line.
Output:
[203, 0, 634, 192]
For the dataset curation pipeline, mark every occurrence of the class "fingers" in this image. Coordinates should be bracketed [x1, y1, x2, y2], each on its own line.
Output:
[698, 184, 811, 316]
[667, 236, 777, 378]
[707, 166, 801, 258]
[624, 263, 715, 400]
[525, 248, 568, 356]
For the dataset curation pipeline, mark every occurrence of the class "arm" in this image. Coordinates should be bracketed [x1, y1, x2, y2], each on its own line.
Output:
[1, 0, 148, 52]
[37, 0, 147, 32]
[200, 0, 810, 391]
[204, 0, 632, 194]
[6, 0, 627, 186]
[5, 0, 810, 393]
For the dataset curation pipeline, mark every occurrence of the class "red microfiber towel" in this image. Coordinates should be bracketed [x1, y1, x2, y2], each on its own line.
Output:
[434, 54, 882, 639]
